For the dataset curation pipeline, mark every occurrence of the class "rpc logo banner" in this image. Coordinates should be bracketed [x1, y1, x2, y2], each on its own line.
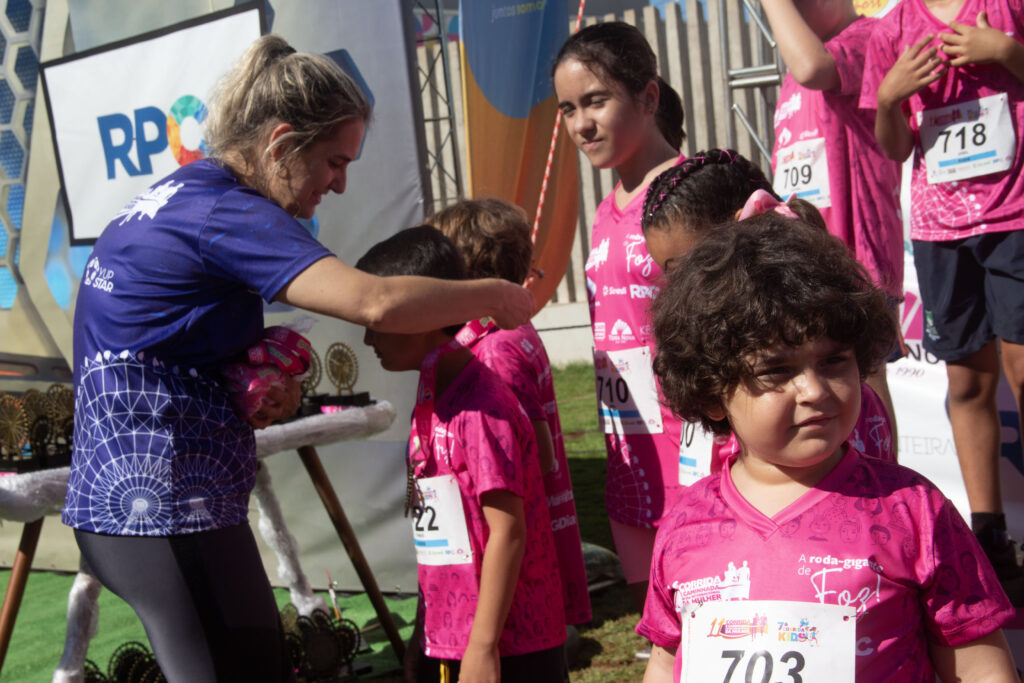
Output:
[40, 5, 262, 244]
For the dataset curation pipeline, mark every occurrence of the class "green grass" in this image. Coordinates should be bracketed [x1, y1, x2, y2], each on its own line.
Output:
[0, 361, 645, 682]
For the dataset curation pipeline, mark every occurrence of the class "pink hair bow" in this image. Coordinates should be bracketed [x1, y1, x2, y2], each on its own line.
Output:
[738, 189, 798, 221]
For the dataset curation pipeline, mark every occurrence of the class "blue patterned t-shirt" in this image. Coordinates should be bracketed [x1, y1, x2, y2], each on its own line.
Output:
[64, 159, 332, 535]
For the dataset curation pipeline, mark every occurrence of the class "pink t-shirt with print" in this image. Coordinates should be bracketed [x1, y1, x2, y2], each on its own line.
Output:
[773, 16, 904, 295]
[586, 158, 687, 528]
[472, 323, 592, 625]
[411, 358, 566, 659]
[860, 0, 1024, 241]
[713, 382, 895, 468]
[636, 448, 1013, 681]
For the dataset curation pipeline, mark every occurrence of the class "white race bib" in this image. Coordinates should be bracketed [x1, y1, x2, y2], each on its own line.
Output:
[918, 93, 1015, 183]
[773, 137, 831, 208]
[678, 600, 856, 683]
[678, 421, 719, 486]
[411, 475, 473, 566]
[594, 346, 664, 434]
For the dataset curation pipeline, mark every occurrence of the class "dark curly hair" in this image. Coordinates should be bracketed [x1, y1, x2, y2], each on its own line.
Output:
[553, 21, 685, 150]
[641, 148, 826, 237]
[651, 215, 897, 436]
[429, 198, 533, 284]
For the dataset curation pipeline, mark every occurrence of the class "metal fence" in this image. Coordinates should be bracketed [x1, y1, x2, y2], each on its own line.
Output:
[416, 0, 782, 304]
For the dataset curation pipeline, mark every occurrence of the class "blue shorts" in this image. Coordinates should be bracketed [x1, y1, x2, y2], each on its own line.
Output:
[912, 231, 1024, 362]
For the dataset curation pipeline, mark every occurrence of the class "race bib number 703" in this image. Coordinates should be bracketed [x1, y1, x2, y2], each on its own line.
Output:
[678, 600, 856, 683]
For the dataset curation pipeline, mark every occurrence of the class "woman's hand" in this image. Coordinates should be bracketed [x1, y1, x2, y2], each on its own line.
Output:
[249, 374, 302, 429]
[490, 280, 536, 330]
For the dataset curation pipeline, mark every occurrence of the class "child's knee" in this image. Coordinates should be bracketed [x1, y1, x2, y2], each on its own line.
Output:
[946, 365, 999, 404]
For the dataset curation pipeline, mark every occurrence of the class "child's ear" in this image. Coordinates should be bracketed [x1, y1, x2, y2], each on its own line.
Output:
[642, 78, 659, 115]
[705, 405, 727, 422]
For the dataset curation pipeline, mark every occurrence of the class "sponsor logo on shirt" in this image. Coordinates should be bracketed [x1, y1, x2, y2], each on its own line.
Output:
[551, 514, 577, 532]
[777, 126, 793, 148]
[432, 425, 452, 459]
[586, 238, 610, 272]
[548, 489, 574, 507]
[630, 284, 659, 299]
[797, 553, 880, 616]
[115, 179, 184, 225]
[594, 322, 606, 341]
[623, 234, 654, 277]
[518, 338, 535, 355]
[798, 128, 820, 141]
[83, 257, 115, 293]
[608, 319, 635, 343]
[603, 285, 627, 297]
[672, 560, 752, 608]
[774, 92, 802, 127]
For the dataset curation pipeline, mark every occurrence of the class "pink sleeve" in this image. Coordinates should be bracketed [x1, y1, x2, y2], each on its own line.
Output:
[859, 20, 899, 111]
[459, 404, 531, 500]
[826, 19, 873, 98]
[636, 516, 685, 648]
[477, 340, 545, 422]
[920, 495, 1014, 645]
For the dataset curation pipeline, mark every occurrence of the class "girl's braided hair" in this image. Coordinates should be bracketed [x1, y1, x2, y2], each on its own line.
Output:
[641, 149, 825, 235]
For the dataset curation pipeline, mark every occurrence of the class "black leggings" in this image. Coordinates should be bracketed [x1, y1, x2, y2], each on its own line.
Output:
[75, 524, 294, 683]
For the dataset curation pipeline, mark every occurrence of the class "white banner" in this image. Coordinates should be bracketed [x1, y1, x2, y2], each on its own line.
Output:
[889, 247, 1024, 527]
[40, 5, 262, 243]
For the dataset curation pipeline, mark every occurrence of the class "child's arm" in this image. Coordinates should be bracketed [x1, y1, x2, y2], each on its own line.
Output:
[875, 35, 947, 160]
[642, 645, 677, 683]
[929, 630, 1018, 682]
[941, 11, 1024, 82]
[531, 419, 556, 474]
[759, 0, 840, 90]
[460, 490, 527, 683]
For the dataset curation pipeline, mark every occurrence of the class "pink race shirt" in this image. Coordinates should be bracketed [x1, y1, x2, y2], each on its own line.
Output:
[636, 448, 1013, 681]
[586, 159, 687, 528]
[861, 0, 1024, 241]
[773, 16, 904, 295]
[713, 382, 895, 469]
[471, 324, 592, 625]
[412, 359, 566, 659]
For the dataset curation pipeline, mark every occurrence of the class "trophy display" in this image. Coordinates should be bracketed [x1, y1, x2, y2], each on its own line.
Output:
[300, 342, 372, 416]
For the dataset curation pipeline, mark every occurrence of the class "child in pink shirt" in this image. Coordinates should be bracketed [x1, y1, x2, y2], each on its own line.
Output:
[432, 198, 592, 628]
[861, 0, 1024, 596]
[763, 0, 905, 437]
[356, 226, 567, 683]
[553, 21, 688, 612]
[640, 150, 896, 467]
[638, 210, 1015, 681]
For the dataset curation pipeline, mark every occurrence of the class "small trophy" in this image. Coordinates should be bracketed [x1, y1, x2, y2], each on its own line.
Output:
[301, 343, 372, 415]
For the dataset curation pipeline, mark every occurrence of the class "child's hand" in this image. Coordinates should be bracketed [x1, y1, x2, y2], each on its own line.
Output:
[877, 35, 947, 109]
[941, 12, 1015, 66]
[457, 641, 500, 683]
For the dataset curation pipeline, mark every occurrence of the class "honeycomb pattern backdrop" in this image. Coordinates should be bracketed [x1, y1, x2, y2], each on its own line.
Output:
[0, 0, 88, 314]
